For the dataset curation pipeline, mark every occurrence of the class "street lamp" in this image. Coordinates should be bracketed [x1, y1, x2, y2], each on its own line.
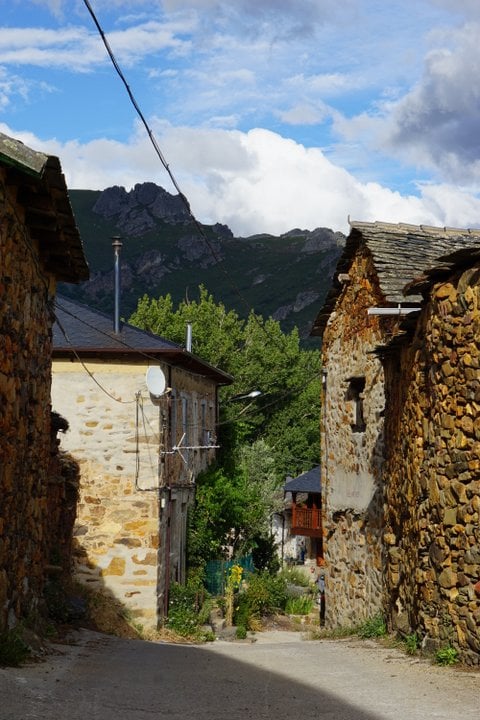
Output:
[229, 390, 262, 402]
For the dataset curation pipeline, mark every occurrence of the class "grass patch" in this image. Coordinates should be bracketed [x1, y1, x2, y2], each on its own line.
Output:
[306, 623, 358, 640]
[435, 644, 459, 666]
[279, 567, 311, 588]
[357, 613, 387, 639]
[404, 632, 419, 655]
[285, 596, 315, 615]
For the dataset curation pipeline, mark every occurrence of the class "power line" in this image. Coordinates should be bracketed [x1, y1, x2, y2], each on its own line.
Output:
[81, 0, 297, 351]
[54, 311, 137, 404]
[79, 0, 323, 427]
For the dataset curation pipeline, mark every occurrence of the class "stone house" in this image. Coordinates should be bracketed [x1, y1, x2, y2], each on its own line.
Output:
[0, 132, 88, 632]
[311, 221, 480, 661]
[381, 246, 480, 664]
[51, 296, 232, 629]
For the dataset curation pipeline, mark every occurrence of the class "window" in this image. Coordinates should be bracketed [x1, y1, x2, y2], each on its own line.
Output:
[346, 376, 366, 433]
[192, 397, 198, 446]
[201, 400, 208, 445]
[181, 396, 189, 446]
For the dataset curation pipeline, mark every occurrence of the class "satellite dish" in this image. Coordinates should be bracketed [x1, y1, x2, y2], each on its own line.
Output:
[146, 366, 166, 397]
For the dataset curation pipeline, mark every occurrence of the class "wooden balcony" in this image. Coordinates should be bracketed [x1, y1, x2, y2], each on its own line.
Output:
[291, 506, 322, 537]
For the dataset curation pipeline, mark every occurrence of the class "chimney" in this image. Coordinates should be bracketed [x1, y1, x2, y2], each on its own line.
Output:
[186, 322, 192, 352]
[112, 236, 122, 334]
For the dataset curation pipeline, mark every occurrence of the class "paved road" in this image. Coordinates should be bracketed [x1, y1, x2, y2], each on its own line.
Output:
[0, 629, 478, 719]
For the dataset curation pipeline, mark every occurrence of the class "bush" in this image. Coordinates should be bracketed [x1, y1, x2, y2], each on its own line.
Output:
[233, 593, 252, 628]
[435, 644, 459, 666]
[166, 577, 208, 638]
[357, 613, 387, 638]
[242, 571, 288, 615]
[0, 627, 30, 667]
[236, 625, 247, 639]
[232, 570, 288, 628]
[404, 632, 419, 655]
[279, 567, 311, 588]
[285, 596, 314, 615]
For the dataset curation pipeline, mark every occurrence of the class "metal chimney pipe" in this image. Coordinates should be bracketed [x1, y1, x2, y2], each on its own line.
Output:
[112, 236, 122, 334]
[186, 322, 192, 352]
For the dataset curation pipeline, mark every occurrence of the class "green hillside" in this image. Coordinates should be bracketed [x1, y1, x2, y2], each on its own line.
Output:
[60, 185, 344, 345]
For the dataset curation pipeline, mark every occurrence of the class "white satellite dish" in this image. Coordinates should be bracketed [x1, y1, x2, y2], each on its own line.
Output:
[146, 366, 166, 397]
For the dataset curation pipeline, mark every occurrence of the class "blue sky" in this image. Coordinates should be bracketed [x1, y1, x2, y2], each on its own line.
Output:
[1, 0, 480, 236]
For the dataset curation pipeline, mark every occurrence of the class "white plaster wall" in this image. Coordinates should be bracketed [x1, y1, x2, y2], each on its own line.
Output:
[323, 331, 385, 514]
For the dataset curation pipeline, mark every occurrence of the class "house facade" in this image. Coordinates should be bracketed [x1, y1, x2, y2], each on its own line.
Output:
[312, 221, 480, 657]
[281, 466, 322, 568]
[51, 296, 231, 629]
[0, 132, 88, 632]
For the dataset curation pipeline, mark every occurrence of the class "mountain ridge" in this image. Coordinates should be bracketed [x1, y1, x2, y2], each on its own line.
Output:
[61, 183, 345, 345]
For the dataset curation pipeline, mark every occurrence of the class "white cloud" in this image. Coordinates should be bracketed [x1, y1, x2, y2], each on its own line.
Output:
[277, 103, 330, 126]
[4, 120, 477, 237]
[0, 19, 191, 70]
[285, 72, 360, 97]
[337, 21, 480, 186]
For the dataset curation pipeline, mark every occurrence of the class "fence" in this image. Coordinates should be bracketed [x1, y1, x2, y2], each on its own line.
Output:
[204, 555, 254, 595]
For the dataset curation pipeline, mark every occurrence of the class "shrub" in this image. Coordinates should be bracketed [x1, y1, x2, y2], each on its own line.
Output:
[357, 613, 387, 639]
[233, 593, 252, 628]
[233, 570, 289, 628]
[236, 625, 247, 639]
[166, 577, 209, 638]
[242, 571, 288, 615]
[435, 644, 459, 666]
[279, 567, 311, 588]
[285, 596, 314, 615]
[0, 627, 30, 667]
[404, 632, 419, 655]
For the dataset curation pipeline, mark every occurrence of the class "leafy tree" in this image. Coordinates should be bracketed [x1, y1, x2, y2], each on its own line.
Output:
[187, 441, 283, 566]
[130, 287, 243, 372]
[130, 286, 320, 565]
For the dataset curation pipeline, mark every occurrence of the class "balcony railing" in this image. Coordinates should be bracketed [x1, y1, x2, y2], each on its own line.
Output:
[291, 506, 322, 536]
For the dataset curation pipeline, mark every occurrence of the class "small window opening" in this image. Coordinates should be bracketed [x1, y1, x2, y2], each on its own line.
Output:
[346, 376, 366, 433]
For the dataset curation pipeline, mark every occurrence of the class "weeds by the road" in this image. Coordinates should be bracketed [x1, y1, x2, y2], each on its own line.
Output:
[0, 626, 30, 667]
[305, 613, 465, 671]
[404, 632, 420, 655]
[357, 613, 387, 639]
[435, 644, 459, 666]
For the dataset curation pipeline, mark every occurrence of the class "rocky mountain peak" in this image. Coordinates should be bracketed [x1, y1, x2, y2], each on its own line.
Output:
[92, 182, 191, 235]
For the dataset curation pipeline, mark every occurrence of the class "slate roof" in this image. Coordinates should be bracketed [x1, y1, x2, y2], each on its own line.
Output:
[311, 221, 480, 336]
[53, 296, 233, 385]
[0, 132, 88, 283]
[405, 245, 480, 295]
[284, 466, 321, 494]
[377, 244, 480, 357]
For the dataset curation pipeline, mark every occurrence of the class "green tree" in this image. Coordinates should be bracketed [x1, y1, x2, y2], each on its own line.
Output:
[187, 440, 283, 565]
[130, 286, 320, 565]
[130, 287, 243, 371]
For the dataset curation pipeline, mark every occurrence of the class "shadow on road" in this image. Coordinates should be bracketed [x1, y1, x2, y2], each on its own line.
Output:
[1, 631, 386, 720]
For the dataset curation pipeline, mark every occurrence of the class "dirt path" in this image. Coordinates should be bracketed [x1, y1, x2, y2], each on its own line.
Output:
[0, 629, 478, 719]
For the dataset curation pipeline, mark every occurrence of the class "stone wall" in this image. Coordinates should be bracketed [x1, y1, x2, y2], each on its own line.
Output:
[321, 250, 390, 626]
[51, 358, 219, 628]
[384, 265, 480, 664]
[0, 169, 57, 630]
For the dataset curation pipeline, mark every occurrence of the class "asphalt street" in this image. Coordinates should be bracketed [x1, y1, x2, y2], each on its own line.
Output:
[0, 629, 478, 719]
